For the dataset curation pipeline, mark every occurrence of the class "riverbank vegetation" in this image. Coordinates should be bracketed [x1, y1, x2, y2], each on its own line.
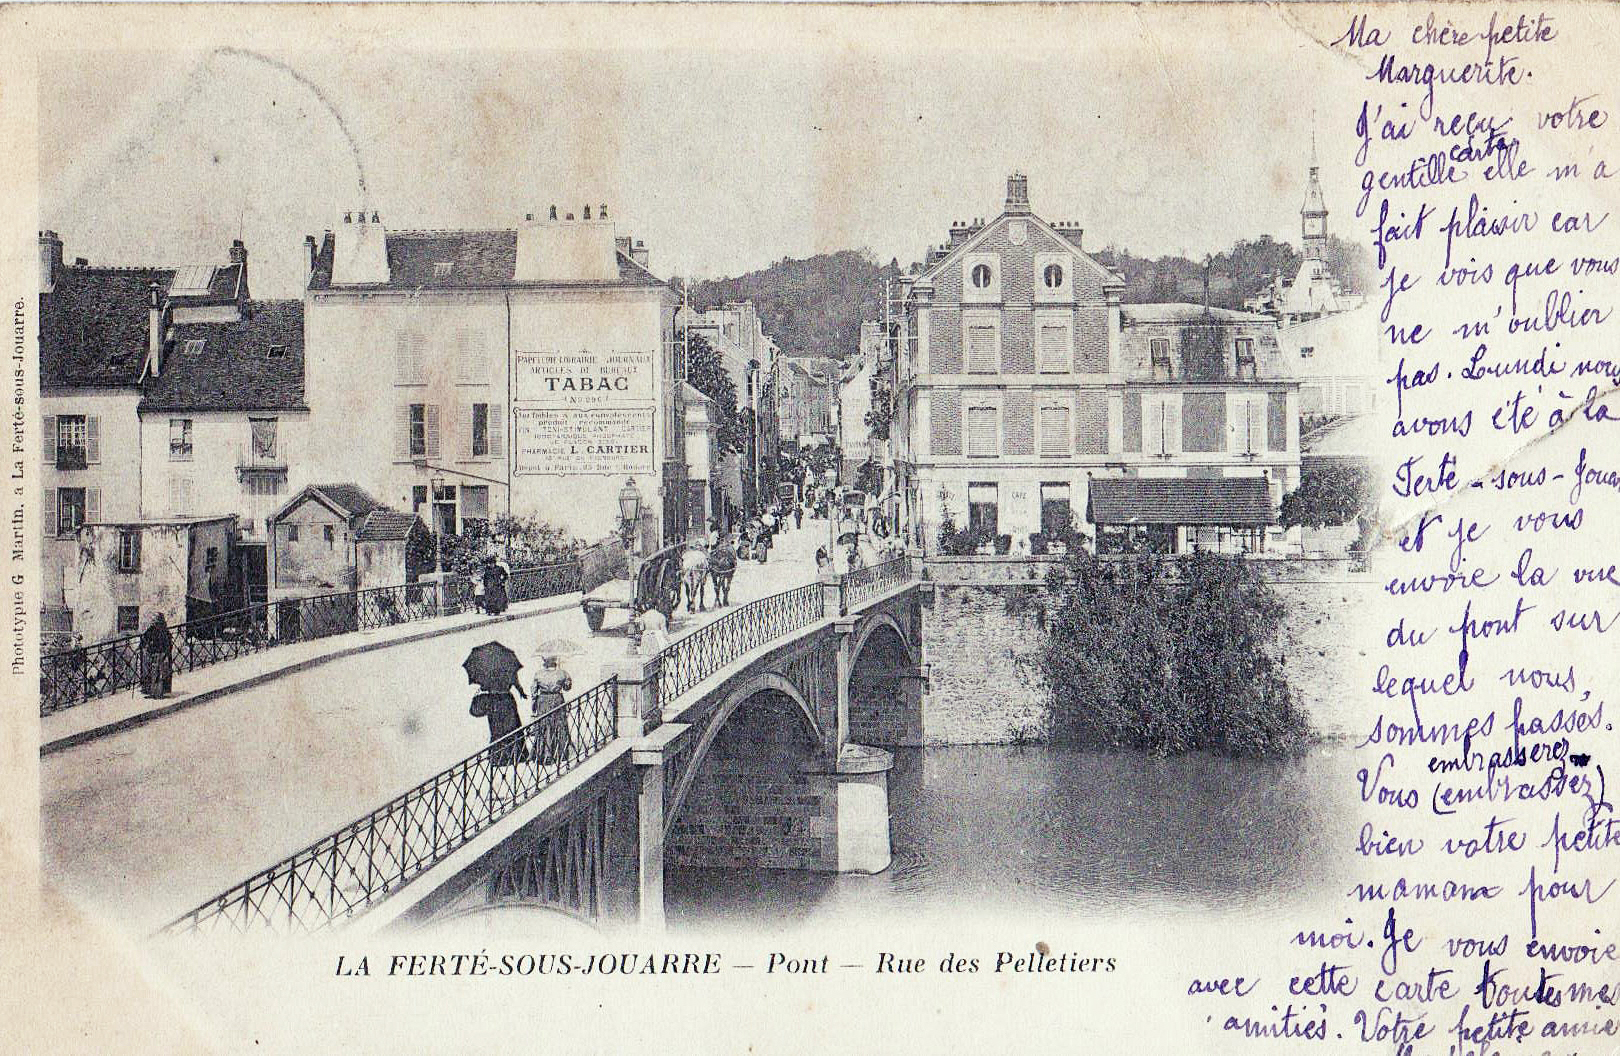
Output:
[1032, 552, 1309, 757]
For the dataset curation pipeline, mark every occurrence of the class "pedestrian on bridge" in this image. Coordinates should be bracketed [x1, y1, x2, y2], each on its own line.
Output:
[139, 614, 173, 698]
[530, 654, 574, 766]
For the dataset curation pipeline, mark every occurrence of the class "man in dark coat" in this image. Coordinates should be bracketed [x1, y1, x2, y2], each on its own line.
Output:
[708, 535, 738, 606]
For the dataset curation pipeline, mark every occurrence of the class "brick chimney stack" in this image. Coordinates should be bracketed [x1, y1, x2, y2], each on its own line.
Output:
[1005, 172, 1031, 216]
[229, 239, 250, 305]
[39, 230, 63, 294]
[146, 281, 165, 379]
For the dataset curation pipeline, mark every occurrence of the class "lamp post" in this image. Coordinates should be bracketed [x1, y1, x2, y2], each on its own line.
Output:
[618, 476, 644, 577]
[431, 474, 446, 578]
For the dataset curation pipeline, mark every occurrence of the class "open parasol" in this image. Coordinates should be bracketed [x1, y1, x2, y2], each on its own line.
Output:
[534, 637, 585, 660]
[463, 641, 524, 693]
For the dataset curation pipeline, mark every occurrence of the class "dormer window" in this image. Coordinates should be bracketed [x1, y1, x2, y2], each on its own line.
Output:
[970, 264, 992, 289]
[268, 344, 286, 359]
[1043, 263, 1064, 288]
[182, 338, 206, 355]
[1150, 338, 1173, 379]
[433, 262, 454, 279]
[1300, 346, 1315, 359]
[1235, 338, 1257, 379]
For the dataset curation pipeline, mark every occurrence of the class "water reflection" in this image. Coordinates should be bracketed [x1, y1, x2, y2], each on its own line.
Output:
[666, 744, 1357, 932]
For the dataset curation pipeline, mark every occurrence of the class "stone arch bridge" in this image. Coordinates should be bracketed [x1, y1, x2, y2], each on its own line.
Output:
[163, 559, 926, 937]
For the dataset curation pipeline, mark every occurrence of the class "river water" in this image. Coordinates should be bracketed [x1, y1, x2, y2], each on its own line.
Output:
[666, 743, 1360, 931]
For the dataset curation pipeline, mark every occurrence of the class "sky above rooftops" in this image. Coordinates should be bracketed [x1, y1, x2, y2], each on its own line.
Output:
[40, 8, 1370, 301]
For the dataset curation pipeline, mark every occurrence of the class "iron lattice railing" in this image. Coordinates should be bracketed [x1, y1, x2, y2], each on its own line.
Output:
[38, 561, 581, 717]
[161, 678, 618, 936]
[840, 556, 911, 613]
[656, 582, 824, 705]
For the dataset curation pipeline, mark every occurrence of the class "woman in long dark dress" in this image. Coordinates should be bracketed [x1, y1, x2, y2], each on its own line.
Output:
[471, 686, 528, 767]
[483, 560, 510, 616]
[139, 615, 174, 698]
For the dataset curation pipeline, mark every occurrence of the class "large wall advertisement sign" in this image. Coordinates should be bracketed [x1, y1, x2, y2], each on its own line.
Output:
[512, 349, 657, 476]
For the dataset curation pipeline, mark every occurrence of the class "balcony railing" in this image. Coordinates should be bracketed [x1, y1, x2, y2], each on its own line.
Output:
[38, 559, 584, 717]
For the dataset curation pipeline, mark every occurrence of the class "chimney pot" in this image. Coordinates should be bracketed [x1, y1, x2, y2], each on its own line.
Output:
[583, 205, 592, 220]
[600, 204, 608, 219]
[73, 257, 88, 268]
[549, 205, 557, 221]
[344, 212, 352, 224]
[525, 213, 534, 222]
[38, 229, 63, 294]
[371, 212, 379, 224]
[229, 239, 248, 264]
[565, 213, 575, 221]
[1004, 171, 1031, 215]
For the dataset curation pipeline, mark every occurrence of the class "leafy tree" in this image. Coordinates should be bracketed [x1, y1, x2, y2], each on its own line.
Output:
[684, 331, 745, 455]
[689, 250, 903, 361]
[1036, 552, 1307, 757]
[1280, 460, 1376, 529]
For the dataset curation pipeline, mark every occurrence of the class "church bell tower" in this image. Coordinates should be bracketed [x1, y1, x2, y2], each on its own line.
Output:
[1301, 132, 1328, 261]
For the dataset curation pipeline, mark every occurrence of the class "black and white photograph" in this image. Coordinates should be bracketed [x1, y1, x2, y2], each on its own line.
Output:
[3, 3, 1618, 1054]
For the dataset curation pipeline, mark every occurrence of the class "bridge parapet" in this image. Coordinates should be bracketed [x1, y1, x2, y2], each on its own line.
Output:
[161, 560, 922, 937]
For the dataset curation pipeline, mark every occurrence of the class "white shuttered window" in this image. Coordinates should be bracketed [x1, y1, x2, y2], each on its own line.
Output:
[1038, 403, 1071, 457]
[966, 325, 998, 374]
[966, 405, 998, 457]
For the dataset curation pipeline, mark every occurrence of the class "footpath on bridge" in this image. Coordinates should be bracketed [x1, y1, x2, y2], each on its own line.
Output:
[40, 590, 585, 756]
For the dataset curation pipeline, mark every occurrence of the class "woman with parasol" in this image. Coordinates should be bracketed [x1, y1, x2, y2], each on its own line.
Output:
[530, 639, 577, 766]
[463, 641, 529, 766]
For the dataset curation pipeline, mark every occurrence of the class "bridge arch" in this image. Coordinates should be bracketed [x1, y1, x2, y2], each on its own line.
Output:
[664, 669, 821, 839]
[847, 611, 923, 748]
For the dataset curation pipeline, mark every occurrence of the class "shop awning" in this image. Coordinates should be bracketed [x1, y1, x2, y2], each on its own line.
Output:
[1087, 477, 1274, 527]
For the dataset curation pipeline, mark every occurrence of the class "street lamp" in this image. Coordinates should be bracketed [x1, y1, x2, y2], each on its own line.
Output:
[618, 476, 643, 556]
[431, 474, 446, 577]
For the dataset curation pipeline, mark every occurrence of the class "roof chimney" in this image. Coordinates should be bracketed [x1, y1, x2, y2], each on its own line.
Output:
[331, 208, 389, 284]
[303, 234, 318, 278]
[1005, 172, 1031, 216]
[39, 230, 63, 294]
[145, 281, 165, 379]
[229, 239, 250, 305]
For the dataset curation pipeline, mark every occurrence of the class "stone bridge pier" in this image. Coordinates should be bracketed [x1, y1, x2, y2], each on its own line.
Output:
[397, 571, 926, 934]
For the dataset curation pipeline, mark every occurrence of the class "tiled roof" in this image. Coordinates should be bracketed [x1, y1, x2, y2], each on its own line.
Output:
[1121, 303, 1275, 324]
[40, 267, 174, 388]
[355, 508, 422, 543]
[139, 300, 305, 412]
[310, 483, 385, 519]
[307, 229, 666, 290]
[1087, 477, 1274, 527]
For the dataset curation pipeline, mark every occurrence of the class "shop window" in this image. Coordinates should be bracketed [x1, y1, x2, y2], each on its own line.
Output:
[967, 482, 999, 539]
[116, 606, 140, 635]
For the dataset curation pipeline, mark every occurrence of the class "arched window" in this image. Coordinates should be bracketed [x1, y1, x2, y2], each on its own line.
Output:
[970, 263, 992, 289]
[1043, 263, 1065, 289]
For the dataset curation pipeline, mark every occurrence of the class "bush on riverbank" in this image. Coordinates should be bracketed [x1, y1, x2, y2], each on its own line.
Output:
[1036, 552, 1309, 757]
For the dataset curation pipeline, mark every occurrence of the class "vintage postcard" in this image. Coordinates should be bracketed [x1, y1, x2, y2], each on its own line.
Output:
[1, 2, 1617, 1053]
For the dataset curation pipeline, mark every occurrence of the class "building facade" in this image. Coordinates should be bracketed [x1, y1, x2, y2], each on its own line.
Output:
[894, 174, 1300, 556]
[303, 205, 687, 549]
[777, 356, 837, 448]
[38, 232, 255, 639]
[138, 297, 309, 606]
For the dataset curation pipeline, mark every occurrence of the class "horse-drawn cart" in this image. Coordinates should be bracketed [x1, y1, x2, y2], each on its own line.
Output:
[579, 541, 685, 632]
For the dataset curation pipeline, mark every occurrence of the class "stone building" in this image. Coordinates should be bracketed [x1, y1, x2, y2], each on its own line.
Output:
[268, 483, 423, 602]
[138, 298, 309, 607]
[678, 301, 782, 517]
[38, 231, 251, 640]
[71, 516, 236, 643]
[302, 204, 687, 550]
[776, 356, 837, 448]
[892, 174, 1300, 556]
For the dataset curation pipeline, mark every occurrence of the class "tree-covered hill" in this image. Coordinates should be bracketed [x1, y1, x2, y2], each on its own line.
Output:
[689, 250, 902, 361]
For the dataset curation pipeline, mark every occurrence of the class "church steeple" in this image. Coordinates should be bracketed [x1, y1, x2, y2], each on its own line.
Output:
[1301, 126, 1328, 261]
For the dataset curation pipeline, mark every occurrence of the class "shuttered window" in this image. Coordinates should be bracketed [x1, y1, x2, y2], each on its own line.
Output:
[42, 415, 55, 465]
[42, 488, 55, 536]
[456, 328, 490, 385]
[169, 476, 193, 514]
[404, 403, 439, 459]
[1182, 392, 1227, 453]
[395, 330, 427, 385]
[1144, 396, 1180, 455]
[488, 403, 504, 459]
[1229, 395, 1266, 454]
[966, 405, 998, 457]
[1038, 403, 1070, 457]
[1077, 390, 1109, 454]
[1038, 324, 1069, 373]
[1268, 392, 1289, 451]
[966, 325, 998, 374]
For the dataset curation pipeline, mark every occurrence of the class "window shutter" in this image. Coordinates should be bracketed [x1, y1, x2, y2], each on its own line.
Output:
[1167, 400, 1182, 453]
[1039, 405, 1070, 456]
[489, 403, 504, 459]
[458, 401, 472, 458]
[425, 404, 440, 459]
[86, 487, 101, 524]
[1123, 392, 1142, 452]
[42, 416, 55, 464]
[1268, 392, 1288, 451]
[396, 405, 411, 459]
[86, 416, 101, 464]
[967, 406, 998, 457]
[967, 326, 998, 373]
[43, 489, 55, 536]
[1039, 325, 1068, 372]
